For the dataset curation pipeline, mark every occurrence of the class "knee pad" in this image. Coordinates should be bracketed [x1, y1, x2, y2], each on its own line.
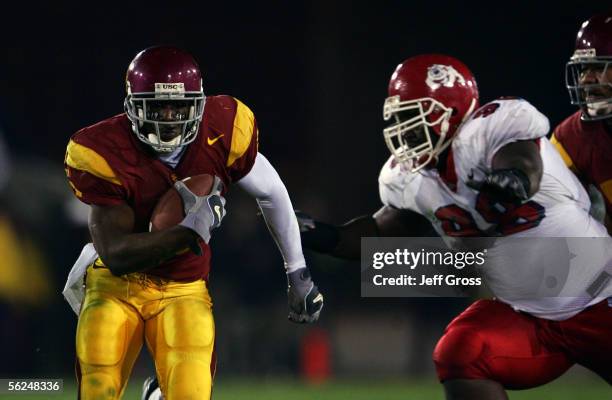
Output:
[80, 371, 120, 400]
[166, 360, 212, 399]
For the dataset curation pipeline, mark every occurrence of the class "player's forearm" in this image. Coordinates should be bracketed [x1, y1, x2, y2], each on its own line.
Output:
[97, 226, 198, 275]
[302, 215, 378, 260]
[258, 196, 307, 272]
[238, 152, 306, 272]
[302, 206, 436, 259]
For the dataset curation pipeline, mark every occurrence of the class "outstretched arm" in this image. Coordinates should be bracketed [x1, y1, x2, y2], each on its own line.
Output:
[299, 205, 436, 260]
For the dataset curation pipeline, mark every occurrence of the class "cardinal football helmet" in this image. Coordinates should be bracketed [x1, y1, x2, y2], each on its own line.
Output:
[566, 13, 612, 120]
[383, 54, 479, 171]
[125, 46, 206, 152]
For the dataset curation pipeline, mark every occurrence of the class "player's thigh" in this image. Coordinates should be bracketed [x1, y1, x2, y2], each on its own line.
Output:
[77, 290, 144, 398]
[561, 299, 612, 383]
[146, 295, 215, 398]
[433, 299, 572, 389]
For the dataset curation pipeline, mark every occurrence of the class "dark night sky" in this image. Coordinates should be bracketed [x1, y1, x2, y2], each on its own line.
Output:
[0, 1, 606, 220]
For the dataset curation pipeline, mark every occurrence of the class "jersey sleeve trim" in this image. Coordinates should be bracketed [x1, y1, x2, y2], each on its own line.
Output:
[67, 180, 83, 199]
[65, 140, 122, 186]
[550, 133, 575, 170]
[226, 98, 257, 167]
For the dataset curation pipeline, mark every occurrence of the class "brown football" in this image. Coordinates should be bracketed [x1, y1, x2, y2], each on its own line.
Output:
[149, 174, 215, 231]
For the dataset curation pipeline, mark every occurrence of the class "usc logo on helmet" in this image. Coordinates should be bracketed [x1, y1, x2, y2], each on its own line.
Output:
[426, 64, 466, 90]
[154, 82, 185, 94]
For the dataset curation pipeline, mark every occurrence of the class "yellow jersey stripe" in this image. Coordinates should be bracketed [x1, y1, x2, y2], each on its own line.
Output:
[550, 134, 575, 170]
[227, 98, 256, 167]
[65, 140, 122, 186]
[600, 179, 612, 204]
[68, 181, 83, 198]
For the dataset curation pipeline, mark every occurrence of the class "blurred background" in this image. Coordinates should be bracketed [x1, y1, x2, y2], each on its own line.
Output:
[0, 1, 609, 399]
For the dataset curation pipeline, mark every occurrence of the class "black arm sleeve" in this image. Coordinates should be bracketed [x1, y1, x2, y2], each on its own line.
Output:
[301, 206, 435, 261]
[301, 221, 341, 254]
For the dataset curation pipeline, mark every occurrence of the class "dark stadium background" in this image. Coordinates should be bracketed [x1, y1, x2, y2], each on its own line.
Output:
[0, 1, 609, 399]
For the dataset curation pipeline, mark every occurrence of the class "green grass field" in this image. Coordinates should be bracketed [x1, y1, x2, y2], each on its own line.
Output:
[4, 375, 609, 400]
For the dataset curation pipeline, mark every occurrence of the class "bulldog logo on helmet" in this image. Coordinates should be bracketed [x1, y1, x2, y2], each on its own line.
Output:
[426, 64, 466, 90]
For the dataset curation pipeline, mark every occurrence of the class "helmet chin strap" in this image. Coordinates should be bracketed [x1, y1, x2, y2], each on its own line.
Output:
[586, 100, 612, 117]
[462, 98, 478, 122]
[440, 119, 450, 136]
[147, 132, 182, 152]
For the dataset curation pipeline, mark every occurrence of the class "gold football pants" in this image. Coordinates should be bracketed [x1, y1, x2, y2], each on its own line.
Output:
[76, 265, 215, 400]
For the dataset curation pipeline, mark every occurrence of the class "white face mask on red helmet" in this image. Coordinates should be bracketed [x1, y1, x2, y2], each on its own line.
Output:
[383, 55, 479, 172]
[124, 46, 206, 153]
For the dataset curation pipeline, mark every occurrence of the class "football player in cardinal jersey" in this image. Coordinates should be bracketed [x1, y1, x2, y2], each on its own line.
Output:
[63, 46, 323, 400]
[298, 54, 611, 399]
[552, 13, 612, 234]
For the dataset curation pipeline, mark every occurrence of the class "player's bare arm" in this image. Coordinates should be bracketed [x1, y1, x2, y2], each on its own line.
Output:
[467, 140, 543, 203]
[89, 203, 199, 275]
[491, 140, 543, 196]
[298, 205, 434, 260]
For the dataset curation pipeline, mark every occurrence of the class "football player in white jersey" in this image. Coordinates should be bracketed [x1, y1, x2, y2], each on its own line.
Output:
[298, 54, 611, 399]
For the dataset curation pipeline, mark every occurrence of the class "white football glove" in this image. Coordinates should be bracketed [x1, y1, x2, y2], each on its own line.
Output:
[287, 267, 324, 323]
[176, 176, 226, 246]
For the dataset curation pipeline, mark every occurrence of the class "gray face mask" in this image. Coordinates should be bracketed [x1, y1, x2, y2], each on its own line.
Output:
[125, 92, 206, 153]
[566, 57, 612, 121]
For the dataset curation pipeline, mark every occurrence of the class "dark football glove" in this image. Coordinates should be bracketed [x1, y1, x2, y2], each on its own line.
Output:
[177, 176, 226, 249]
[287, 267, 324, 323]
[467, 168, 531, 204]
[294, 210, 340, 253]
[295, 210, 316, 232]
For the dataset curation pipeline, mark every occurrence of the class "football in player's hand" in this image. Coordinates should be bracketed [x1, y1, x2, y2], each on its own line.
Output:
[149, 174, 215, 231]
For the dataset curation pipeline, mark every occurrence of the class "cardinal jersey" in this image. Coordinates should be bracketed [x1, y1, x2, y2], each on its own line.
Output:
[379, 98, 611, 320]
[551, 111, 612, 216]
[64, 95, 258, 281]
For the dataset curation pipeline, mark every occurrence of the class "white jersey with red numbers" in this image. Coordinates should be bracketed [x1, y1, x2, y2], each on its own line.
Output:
[378, 98, 612, 320]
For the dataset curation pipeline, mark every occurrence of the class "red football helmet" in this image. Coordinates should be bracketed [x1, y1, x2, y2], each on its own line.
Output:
[383, 54, 479, 171]
[566, 13, 612, 121]
[124, 46, 206, 152]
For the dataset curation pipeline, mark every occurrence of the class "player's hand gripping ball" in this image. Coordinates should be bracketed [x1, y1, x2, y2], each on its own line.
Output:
[150, 174, 226, 254]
